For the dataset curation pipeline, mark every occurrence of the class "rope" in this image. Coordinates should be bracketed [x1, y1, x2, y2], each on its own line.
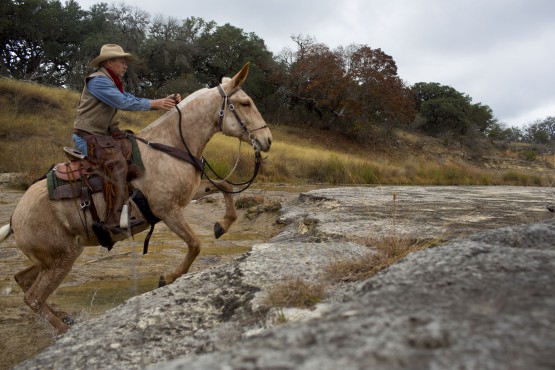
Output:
[130, 85, 264, 194]
[219, 139, 242, 182]
[175, 94, 263, 194]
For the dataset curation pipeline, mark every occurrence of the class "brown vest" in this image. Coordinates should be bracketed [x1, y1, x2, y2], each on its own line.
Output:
[74, 68, 119, 135]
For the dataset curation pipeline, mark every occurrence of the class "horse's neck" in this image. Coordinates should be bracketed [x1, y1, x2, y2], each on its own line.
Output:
[139, 89, 216, 157]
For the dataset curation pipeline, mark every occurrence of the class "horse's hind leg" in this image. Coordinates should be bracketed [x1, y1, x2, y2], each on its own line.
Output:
[14, 264, 39, 292]
[15, 265, 74, 325]
[159, 209, 201, 287]
[20, 244, 82, 334]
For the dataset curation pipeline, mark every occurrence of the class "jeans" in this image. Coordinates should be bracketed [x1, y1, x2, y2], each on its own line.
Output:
[72, 134, 88, 156]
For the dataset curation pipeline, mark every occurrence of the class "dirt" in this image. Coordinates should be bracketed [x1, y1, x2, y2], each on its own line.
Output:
[0, 181, 301, 370]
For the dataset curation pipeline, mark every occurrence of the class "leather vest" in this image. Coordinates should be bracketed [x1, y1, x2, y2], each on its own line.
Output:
[74, 68, 118, 135]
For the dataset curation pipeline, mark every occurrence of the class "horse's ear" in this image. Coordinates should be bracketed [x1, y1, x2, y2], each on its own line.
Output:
[231, 62, 250, 89]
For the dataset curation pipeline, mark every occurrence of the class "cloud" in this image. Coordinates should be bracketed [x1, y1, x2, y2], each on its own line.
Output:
[75, 0, 555, 126]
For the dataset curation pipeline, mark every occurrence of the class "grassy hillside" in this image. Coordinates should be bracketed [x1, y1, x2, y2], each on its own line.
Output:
[1, 78, 553, 189]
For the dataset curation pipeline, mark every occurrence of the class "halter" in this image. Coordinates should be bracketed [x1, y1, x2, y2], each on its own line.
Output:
[216, 85, 269, 150]
[132, 84, 268, 194]
[177, 84, 268, 193]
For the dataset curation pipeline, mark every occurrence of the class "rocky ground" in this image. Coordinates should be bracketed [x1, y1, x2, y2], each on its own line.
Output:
[0, 180, 299, 370]
[5, 184, 554, 369]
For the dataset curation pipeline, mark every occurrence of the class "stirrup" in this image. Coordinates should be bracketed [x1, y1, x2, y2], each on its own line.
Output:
[111, 219, 146, 234]
[92, 219, 147, 250]
[63, 146, 86, 161]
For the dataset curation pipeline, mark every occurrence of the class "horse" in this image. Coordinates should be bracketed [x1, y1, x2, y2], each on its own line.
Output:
[0, 63, 272, 334]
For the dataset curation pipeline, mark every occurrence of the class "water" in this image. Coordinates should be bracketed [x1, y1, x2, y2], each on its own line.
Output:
[0, 185, 294, 369]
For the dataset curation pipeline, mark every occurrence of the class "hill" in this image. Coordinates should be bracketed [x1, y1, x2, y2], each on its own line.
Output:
[0, 78, 553, 188]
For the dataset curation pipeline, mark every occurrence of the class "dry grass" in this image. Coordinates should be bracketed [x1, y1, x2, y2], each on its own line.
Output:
[0, 78, 163, 188]
[0, 80, 76, 187]
[325, 235, 436, 283]
[205, 128, 551, 187]
[325, 192, 439, 283]
[263, 277, 326, 309]
[234, 194, 281, 213]
[235, 195, 265, 209]
[1, 78, 553, 188]
[262, 235, 438, 311]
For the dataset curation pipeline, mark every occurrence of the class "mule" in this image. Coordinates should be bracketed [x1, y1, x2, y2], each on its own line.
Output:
[0, 63, 272, 334]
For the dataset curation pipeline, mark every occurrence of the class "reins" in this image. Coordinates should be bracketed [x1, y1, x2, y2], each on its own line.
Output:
[131, 85, 266, 194]
[175, 90, 263, 194]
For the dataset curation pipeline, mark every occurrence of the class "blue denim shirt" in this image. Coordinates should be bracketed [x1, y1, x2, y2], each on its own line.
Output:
[73, 76, 151, 156]
[88, 76, 151, 111]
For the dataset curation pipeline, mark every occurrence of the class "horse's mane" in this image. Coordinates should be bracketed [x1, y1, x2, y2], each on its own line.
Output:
[141, 87, 210, 133]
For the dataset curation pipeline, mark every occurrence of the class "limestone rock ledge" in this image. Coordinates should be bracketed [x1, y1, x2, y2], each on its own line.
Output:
[16, 187, 555, 370]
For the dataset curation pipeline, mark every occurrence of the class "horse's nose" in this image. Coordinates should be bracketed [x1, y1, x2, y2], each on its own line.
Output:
[267, 137, 272, 147]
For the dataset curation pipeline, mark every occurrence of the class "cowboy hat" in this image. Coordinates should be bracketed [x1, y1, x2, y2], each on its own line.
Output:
[89, 44, 137, 68]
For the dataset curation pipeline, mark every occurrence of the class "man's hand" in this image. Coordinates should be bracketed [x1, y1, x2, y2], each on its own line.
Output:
[169, 93, 182, 103]
[150, 94, 181, 110]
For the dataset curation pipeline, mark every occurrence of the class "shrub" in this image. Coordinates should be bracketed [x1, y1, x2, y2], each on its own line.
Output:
[264, 277, 325, 308]
[235, 195, 264, 209]
[325, 235, 435, 283]
[520, 150, 537, 162]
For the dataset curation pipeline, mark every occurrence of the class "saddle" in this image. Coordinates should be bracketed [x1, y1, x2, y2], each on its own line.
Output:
[47, 151, 103, 200]
[45, 138, 159, 252]
[56, 148, 95, 181]
[47, 136, 143, 201]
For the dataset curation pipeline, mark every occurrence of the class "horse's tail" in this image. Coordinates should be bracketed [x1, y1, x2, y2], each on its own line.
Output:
[0, 223, 12, 243]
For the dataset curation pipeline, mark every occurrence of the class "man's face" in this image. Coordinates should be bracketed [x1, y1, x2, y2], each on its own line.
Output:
[105, 57, 128, 77]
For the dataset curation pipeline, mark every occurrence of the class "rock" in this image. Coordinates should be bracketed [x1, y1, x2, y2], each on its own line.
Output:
[151, 220, 555, 370]
[16, 187, 555, 370]
[0, 172, 21, 184]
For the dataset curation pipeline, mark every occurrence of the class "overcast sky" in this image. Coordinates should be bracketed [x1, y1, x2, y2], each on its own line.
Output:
[74, 0, 555, 128]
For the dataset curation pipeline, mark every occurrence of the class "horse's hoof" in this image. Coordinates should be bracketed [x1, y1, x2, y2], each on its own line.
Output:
[158, 275, 166, 287]
[62, 316, 75, 326]
[214, 222, 225, 239]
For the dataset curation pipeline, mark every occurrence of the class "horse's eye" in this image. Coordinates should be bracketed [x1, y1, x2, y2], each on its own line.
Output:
[240, 100, 251, 107]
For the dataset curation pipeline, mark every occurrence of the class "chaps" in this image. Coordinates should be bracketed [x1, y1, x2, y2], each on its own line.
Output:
[81, 132, 128, 226]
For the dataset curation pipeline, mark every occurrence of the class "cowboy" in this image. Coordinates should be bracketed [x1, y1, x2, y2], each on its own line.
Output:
[73, 44, 182, 238]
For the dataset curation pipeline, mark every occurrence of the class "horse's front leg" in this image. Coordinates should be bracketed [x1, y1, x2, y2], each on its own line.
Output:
[159, 209, 201, 287]
[193, 180, 237, 239]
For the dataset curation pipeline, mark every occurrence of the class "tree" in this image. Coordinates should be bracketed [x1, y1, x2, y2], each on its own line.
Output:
[412, 82, 494, 136]
[420, 97, 469, 135]
[277, 39, 414, 133]
[65, 2, 111, 90]
[191, 23, 276, 103]
[412, 82, 465, 110]
[101, 3, 150, 93]
[345, 45, 415, 128]
[138, 15, 196, 96]
[0, 0, 88, 85]
[469, 103, 496, 133]
[523, 116, 555, 144]
[540, 116, 555, 140]
[284, 40, 348, 126]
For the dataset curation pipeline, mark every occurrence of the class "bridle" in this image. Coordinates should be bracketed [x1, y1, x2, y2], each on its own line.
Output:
[175, 85, 268, 193]
[132, 84, 268, 193]
[216, 85, 269, 143]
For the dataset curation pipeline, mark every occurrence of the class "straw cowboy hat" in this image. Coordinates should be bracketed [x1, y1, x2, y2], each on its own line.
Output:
[89, 44, 137, 68]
